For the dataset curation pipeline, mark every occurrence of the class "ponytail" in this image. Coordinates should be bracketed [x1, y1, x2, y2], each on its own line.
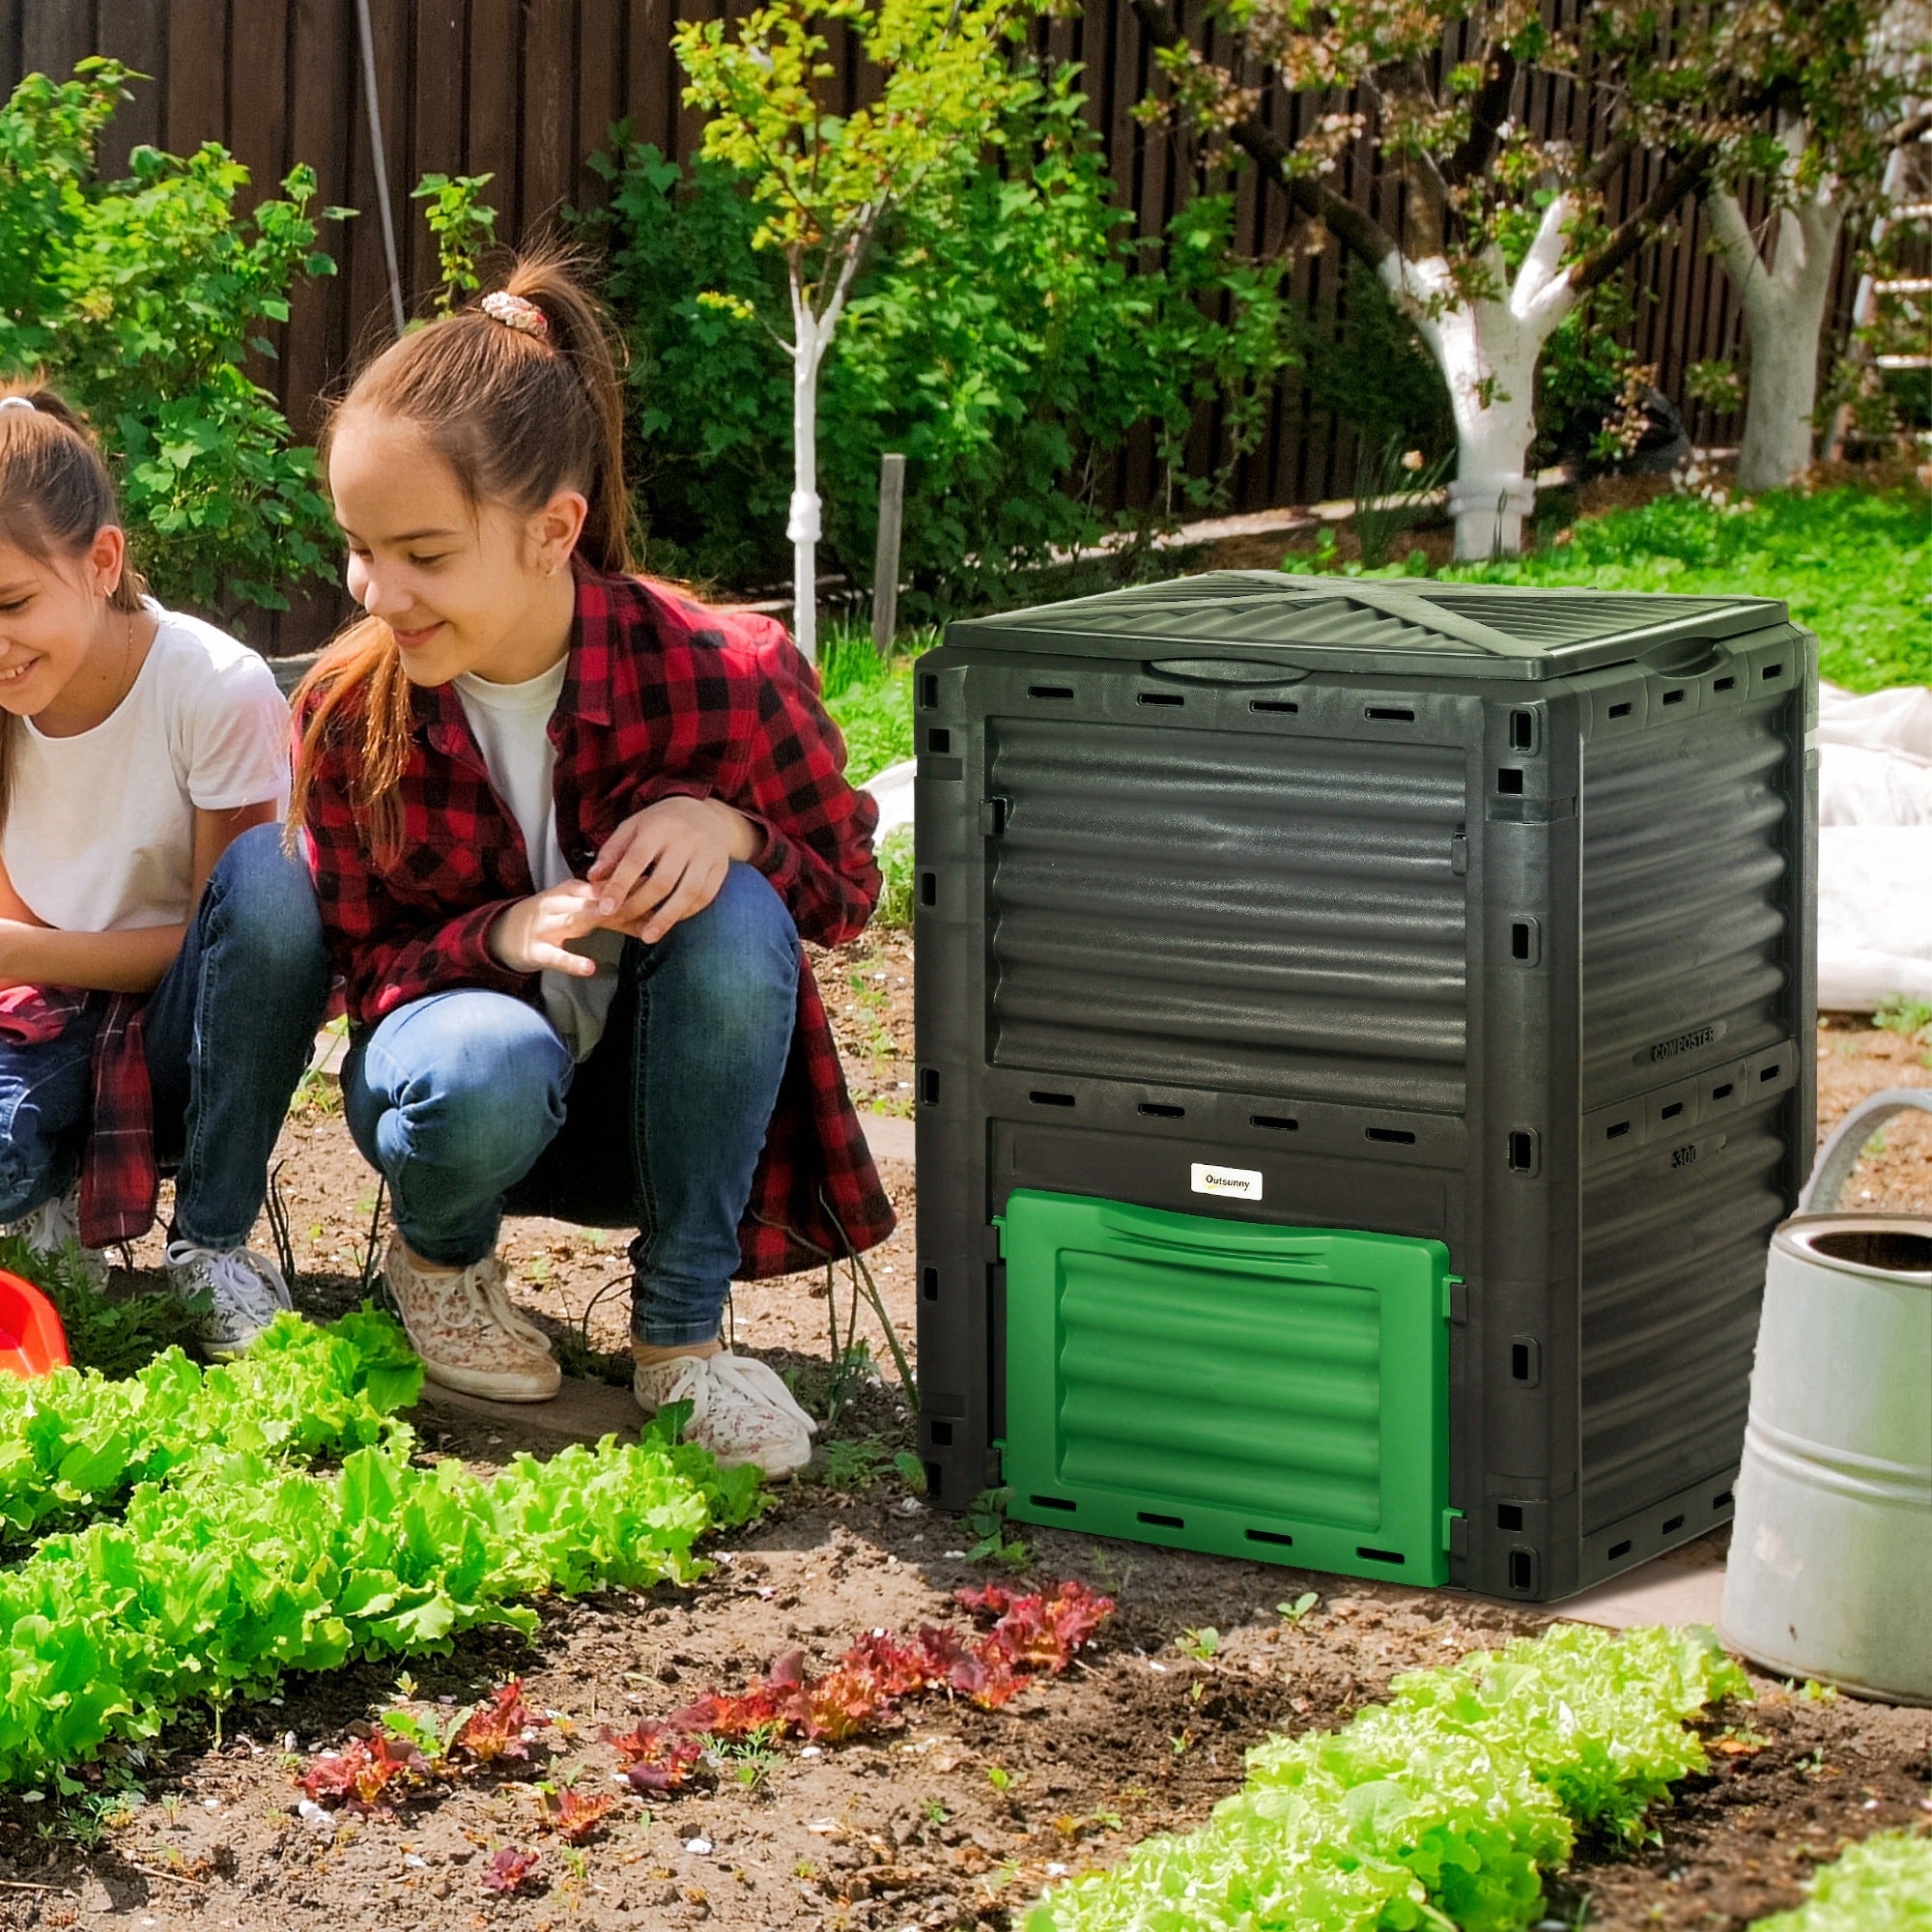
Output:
[289, 245, 632, 855]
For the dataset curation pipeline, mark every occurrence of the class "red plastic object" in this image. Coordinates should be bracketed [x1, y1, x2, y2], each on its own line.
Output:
[0, 1269, 70, 1378]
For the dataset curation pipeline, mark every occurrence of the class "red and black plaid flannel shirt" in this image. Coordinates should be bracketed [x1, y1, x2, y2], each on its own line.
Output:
[297, 570, 895, 1277]
[0, 986, 155, 1247]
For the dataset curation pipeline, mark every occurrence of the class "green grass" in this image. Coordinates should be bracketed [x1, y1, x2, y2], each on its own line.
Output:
[818, 618, 935, 785]
[1445, 486, 1929, 692]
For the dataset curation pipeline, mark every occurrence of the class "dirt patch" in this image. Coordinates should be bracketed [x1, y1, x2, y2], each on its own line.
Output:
[815, 931, 916, 1121]
[3, 1005, 1926, 1930]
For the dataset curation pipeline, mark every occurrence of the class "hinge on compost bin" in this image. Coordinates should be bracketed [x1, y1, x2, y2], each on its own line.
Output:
[979, 796, 1009, 837]
[1450, 829, 1469, 876]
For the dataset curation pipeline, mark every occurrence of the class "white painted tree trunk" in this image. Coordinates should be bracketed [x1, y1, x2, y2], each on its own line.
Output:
[785, 241, 867, 666]
[788, 305, 829, 665]
[1707, 171, 1846, 493]
[1381, 198, 1579, 560]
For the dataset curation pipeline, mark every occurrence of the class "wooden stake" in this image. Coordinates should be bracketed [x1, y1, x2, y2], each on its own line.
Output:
[871, 452, 906, 660]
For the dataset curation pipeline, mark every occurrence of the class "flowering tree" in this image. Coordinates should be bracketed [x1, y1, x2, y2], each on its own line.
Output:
[675, 0, 1040, 659]
[1130, 0, 1786, 556]
[1699, 0, 1928, 490]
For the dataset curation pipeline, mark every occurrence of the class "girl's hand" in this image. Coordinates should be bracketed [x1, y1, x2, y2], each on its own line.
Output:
[587, 797, 760, 945]
[488, 880, 608, 977]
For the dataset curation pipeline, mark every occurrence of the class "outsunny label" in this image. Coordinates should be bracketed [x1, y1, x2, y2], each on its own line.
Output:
[1190, 1163, 1264, 1201]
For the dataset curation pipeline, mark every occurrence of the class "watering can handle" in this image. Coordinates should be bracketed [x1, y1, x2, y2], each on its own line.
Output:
[1800, 1088, 1932, 1214]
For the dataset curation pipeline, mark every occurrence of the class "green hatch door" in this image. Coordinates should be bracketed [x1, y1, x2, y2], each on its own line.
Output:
[999, 1190, 1453, 1584]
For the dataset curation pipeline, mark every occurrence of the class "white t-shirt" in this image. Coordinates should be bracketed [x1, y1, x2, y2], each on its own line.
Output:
[454, 659, 622, 1061]
[3, 601, 290, 933]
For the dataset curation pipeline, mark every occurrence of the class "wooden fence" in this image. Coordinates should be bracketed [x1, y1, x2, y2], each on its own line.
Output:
[0, 1, 1854, 644]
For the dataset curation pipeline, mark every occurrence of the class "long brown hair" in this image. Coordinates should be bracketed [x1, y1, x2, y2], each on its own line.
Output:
[0, 380, 149, 827]
[288, 248, 632, 858]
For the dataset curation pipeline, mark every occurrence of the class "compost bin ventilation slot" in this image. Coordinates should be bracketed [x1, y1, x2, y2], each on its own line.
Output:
[1496, 1504, 1524, 1531]
[1496, 768, 1525, 794]
[1607, 1120, 1632, 1140]
[1137, 692, 1185, 707]
[1761, 1063, 1781, 1082]
[921, 1267, 939, 1303]
[926, 727, 952, 753]
[1139, 1511, 1185, 1528]
[1029, 684, 1073, 700]
[919, 871, 937, 908]
[1764, 663, 1784, 680]
[1715, 675, 1737, 692]
[1712, 1082, 1734, 1101]
[1357, 1547, 1405, 1565]
[1137, 1102, 1185, 1119]
[1508, 1550, 1534, 1590]
[919, 674, 938, 708]
[1366, 706, 1415, 722]
[1510, 710, 1534, 749]
[1366, 1126, 1416, 1145]
[1712, 1490, 1733, 1511]
[1251, 1114, 1298, 1132]
[1608, 701, 1634, 719]
[927, 1420, 953, 1446]
[1662, 689, 1686, 707]
[1251, 699, 1299, 714]
[1246, 1528, 1294, 1547]
[921, 1068, 940, 1105]
[1029, 1090, 1076, 1108]
[1030, 1495, 1077, 1513]
[1607, 1538, 1633, 1561]
[1662, 1514, 1686, 1535]
[1511, 922, 1532, 959]
[1662, 1101, 1686, 1121]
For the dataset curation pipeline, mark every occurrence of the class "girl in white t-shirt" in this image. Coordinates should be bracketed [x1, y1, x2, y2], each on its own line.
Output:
[0, 384, 328, 1355]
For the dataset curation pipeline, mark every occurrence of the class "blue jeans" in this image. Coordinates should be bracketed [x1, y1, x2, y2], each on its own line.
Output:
[0, 823, 330, 1248]
[342, 862, 801, 1347]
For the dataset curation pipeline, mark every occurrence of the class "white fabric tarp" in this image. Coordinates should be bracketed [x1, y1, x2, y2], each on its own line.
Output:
[1817, 682, 1932, 1009]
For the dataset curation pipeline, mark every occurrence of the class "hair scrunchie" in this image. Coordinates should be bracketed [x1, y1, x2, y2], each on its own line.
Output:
[481, 290, 550, 339]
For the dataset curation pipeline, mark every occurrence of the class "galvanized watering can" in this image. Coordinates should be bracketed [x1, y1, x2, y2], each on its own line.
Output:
[1721, 1090, 1932, 1704]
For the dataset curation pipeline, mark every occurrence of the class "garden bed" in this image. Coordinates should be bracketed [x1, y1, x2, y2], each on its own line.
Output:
[0, 964, 1926, 1931]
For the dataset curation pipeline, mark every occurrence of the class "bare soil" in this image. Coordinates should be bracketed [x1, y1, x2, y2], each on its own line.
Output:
[1, 979, 1926, 1932]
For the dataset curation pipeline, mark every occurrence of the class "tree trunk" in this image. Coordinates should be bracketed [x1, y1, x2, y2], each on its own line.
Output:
[1383, 206, 1577, 560]
[1707, 181, 1845, 493]
[788, 308, 827, 665]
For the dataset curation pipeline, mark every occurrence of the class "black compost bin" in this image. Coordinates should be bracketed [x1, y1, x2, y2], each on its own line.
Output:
[911, 574, 1817, 1603]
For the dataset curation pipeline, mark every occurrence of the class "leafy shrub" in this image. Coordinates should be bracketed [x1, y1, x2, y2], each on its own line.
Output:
[0, 60, 342, 620]
[587, 67, 1296, 611]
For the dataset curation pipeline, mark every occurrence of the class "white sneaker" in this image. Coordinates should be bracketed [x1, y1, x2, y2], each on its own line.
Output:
[383, 1237, 560, 1403]
[632, 1350, 817, 1476]
[165, 1241, 294, 1359]
[2, 1186, 111, 1292]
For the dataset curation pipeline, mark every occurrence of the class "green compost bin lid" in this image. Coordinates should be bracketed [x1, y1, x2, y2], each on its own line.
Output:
[999, 1190, 1454, 1585]
[946, 572, 1788, 682]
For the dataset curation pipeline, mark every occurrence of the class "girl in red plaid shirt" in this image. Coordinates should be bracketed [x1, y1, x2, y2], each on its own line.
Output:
[290, 256, 893, 1473]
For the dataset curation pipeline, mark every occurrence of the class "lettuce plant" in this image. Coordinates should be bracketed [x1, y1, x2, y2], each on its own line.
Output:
[0, 1309, 419, 1547]
[0, 1433, 761, 1792]
[1751, 1830, 1932, 1931]
[1030, 1624, 1750, 1932]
